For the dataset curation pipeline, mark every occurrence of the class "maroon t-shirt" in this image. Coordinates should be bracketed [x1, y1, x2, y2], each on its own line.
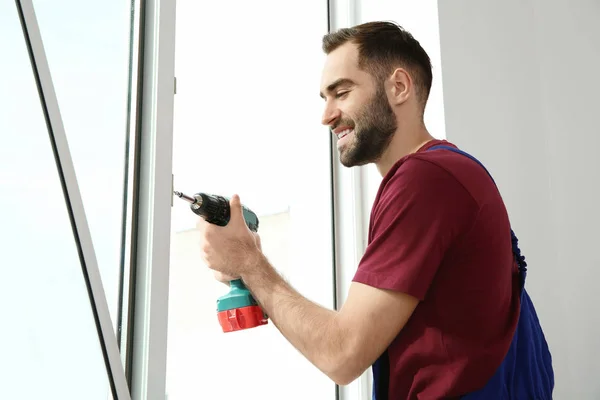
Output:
[353, 139, 520, 399]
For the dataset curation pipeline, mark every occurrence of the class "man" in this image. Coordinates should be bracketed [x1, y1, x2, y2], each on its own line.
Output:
[197, 22, 523, 398]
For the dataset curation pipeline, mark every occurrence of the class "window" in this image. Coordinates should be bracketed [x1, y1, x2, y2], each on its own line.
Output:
[32, 0, 131, 325]
[0, 1, 139, 398]
[166, 1, 336, 399]
[0, 3, 113, 398]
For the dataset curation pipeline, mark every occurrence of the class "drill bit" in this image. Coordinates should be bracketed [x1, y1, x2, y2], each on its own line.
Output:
[173, 190, 199, 205]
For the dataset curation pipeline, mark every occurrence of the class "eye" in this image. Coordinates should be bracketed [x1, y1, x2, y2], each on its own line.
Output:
[335, 91, 349, 99]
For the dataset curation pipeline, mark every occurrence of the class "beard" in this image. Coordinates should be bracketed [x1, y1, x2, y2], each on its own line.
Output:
[337, 84, 397, 167]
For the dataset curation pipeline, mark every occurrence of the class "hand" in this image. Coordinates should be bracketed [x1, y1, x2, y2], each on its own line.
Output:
[212, 232, 262, 285]
[197, 194, 264, 280]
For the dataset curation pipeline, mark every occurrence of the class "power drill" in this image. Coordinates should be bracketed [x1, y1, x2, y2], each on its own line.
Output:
[173, 191, 268, 333]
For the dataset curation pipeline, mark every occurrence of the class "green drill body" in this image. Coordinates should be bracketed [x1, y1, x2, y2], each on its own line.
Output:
[173, 191, 268, 332]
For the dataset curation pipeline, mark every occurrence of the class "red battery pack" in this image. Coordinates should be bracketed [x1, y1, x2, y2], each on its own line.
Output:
[217, 305, 268, 333]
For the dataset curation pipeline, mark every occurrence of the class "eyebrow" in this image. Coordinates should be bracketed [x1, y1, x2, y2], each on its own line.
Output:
[319, 78, 356, 99]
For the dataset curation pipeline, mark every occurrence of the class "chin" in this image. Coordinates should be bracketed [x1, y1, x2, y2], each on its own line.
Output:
[340, 153, 369, 168]
[339, 142, 374, 167]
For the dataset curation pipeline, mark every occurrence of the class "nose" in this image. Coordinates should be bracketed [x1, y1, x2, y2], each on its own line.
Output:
[321, 101, 341, 127]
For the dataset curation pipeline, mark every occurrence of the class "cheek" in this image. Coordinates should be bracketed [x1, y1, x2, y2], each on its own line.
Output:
[344, 110, 364, 129]
[340, 106, 358, 125]
[346, 97, 370, 122]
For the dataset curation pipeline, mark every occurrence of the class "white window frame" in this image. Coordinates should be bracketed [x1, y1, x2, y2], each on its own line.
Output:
[17, 0, 178, 398]
[125, 0, 176, 398]
[15, 0, 132, 399]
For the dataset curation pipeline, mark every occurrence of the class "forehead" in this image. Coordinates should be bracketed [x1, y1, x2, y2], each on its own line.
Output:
[320, 42, 362, 91]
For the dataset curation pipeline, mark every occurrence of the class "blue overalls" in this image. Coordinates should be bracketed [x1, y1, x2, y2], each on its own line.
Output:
[372, 145, 554, 399]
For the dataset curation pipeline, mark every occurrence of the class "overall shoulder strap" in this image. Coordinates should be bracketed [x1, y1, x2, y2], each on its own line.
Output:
[427, 144, 528, 289]
[428, 145, 497, 183]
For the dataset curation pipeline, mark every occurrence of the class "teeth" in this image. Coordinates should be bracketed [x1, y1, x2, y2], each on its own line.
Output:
[337, 129, 352, 139]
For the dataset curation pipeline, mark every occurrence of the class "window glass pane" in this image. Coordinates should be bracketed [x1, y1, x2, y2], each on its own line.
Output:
[167, 1, 335, 399]
[31, 0, 131, 323]
[0, 3, 110, 399]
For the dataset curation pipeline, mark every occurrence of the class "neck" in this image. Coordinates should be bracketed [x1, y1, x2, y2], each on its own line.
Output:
[375, 119, 434, 177]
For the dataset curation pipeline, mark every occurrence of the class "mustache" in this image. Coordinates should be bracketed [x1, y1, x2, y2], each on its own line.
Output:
[332, 119, 355, 131]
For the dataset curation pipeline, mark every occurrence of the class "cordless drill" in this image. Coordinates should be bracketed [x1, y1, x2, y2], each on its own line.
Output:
[173, 191, 268, 333]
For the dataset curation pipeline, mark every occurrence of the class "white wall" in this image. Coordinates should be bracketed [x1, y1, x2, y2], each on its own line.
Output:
[437, 1, 600, 398]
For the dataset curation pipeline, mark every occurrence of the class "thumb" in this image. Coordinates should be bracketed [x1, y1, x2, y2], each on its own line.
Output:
[229, 194, 245, 225]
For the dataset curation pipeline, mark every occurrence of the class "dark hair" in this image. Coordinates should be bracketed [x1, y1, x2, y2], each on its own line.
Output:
[322, 21, 433, 110]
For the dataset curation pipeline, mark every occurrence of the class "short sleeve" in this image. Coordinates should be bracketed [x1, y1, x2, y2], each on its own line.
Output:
[353, 158, 478, 300]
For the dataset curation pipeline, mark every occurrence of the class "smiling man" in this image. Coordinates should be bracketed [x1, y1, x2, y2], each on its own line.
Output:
[196, 21, 550, 399]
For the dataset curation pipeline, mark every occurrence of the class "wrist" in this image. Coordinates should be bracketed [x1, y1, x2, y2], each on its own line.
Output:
[240, 250, 271, 282]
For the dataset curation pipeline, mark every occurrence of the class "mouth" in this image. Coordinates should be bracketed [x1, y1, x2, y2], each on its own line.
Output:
[335, 128, 354, 149]
[334, 127, 354, 140]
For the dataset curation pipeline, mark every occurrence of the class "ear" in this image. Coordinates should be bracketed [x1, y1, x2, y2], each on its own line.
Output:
[388, 68, 412, 106]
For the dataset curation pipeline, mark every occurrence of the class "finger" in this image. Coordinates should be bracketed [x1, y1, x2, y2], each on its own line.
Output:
[229, 194, 245, 225]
